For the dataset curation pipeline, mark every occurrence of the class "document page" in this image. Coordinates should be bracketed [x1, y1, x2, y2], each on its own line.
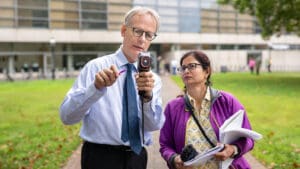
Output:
[183, 144, 224, 167]
[219, 110, 263, 169]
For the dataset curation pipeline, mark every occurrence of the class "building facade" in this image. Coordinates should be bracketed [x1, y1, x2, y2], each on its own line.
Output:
[0, 0, 299, 79]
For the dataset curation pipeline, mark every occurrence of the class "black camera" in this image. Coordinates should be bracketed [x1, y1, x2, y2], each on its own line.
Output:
[138, 52, 151, 72]
[137, 52, 151, 96]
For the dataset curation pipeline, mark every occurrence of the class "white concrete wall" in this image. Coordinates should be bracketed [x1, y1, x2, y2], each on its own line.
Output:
[270, 51, 300, 71]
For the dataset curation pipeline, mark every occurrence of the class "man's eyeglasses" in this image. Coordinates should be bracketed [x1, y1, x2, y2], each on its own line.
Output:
[127, 26, 157, 41]
[177, 63, 202, 73]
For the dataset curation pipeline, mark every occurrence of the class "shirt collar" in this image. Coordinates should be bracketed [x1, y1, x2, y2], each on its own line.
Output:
[187, 86, 211, 107]
[115, 47, 138, 71]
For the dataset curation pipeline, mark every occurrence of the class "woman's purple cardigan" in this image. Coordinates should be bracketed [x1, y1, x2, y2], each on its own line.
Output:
[159, 88, 254, 169]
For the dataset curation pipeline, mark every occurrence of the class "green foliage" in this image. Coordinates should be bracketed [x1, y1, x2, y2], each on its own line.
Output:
[171, 72, 300, 169]
[218, 0, 300, 38]
[0, 79, 81, 169]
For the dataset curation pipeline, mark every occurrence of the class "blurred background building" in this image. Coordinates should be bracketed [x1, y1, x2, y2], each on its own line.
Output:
[0, 0, 299, 79]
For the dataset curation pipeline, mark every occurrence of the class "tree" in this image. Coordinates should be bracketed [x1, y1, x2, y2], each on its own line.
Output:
[218, 0, 300, 39]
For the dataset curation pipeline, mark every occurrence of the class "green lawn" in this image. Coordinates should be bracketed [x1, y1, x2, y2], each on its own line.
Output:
[171, 72, 300, 169]
[0, 73, 299, 169]
[0, 79, 81, 169]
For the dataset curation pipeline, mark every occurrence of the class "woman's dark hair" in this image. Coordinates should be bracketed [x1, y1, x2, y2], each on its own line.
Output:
[180, 50, 212, 86]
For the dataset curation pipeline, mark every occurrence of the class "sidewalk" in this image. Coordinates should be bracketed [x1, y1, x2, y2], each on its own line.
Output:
[62, 75, 266, 169]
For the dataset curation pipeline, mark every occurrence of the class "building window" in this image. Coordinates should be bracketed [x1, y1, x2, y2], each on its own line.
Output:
[81, 1, 107, 29]
[220, 44, 235, 50]
[17, 0, 48, 28]
[238, 45, 252, 50]
[0, 0, 15, 27]
[50, 0, 79, 29]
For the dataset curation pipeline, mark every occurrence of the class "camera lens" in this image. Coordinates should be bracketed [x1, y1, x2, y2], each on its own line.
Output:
[138, 52, 151, 72]
[143, 59, 149, 66]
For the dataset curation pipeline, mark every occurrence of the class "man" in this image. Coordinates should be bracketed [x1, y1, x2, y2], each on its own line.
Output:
[59, 6, 165, 169]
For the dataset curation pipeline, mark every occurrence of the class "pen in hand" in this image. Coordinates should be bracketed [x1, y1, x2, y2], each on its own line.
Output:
[119, 69, 126, 75]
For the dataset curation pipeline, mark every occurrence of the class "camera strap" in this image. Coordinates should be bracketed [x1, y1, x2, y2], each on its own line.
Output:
[184, 94, 215, 148]
[140, 97, 145, 144]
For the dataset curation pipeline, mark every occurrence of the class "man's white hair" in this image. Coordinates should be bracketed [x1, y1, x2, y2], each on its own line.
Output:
[124, 6, 160, 32]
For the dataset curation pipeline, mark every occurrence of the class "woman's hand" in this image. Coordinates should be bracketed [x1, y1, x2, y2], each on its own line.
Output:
[214, 144, 236, 161]
[173, 155, 193, 169]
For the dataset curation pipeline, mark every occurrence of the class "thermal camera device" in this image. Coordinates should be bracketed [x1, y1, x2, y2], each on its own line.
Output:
[137, 52, 152, 96]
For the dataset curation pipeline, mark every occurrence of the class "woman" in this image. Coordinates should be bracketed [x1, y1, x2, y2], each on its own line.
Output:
[159, 50, 255, 169]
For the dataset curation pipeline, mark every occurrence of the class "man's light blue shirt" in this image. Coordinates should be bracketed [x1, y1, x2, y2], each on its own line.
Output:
[59, 48, 165, 146]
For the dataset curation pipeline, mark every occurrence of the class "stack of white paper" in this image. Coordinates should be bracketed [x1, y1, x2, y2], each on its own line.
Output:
[183, 144, 224, 167]
[183, 110, 263, 169]
[219, 110, 263, 169]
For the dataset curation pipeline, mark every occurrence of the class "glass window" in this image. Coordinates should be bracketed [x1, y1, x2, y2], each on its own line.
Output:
[82, 2, 106, 11]
[18, 8, 48, 18]
[50, 0, 79, 29]
[158, 8, 178, 15]
[219, 20, 235, 27]
[290, 45, 300, 50]
[51, 21, 78, 29]
[82, 22, 107, 29]
[81, 11, 107, 28]
[219, 12, 236, 19]
[160, 26, 178, 32]
[160, 17, 178, 24]
[51, 1, 78, 10]
[17, 0, 48, 28]
[158, 0, 178, 7]
[238, 45, 252, 50]
[179, 8, 200, 32]
[81, 1, 107, 29]
[202, 44, 217, 50]
[19, 19, 48, 28]
[201, 19, 218, 26]
[18, 0, 48, 8]
[200, 0, 218, 9]
[254, 21, 261, 34]
[82, 12, 107, 20]
[220, 45, 235, 50]
[179, 0, 199, 8]
[134, 0, 156, 5]
[0, 7, 15, 27]
[18, 8, 48, 28]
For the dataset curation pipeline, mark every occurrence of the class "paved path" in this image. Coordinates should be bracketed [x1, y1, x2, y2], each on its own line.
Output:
[63, 75, 266, 169]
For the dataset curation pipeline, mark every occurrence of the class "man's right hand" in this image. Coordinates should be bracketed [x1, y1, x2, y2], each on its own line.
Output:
[94, 65, 119, 89]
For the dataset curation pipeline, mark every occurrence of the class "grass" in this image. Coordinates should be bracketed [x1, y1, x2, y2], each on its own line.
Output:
[0, 72, 299, 169]
[0, 79, 81, 169]
[171, 72, 300, 169]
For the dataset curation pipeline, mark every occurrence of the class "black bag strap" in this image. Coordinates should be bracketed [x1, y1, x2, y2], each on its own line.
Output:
[184, 94, 216, 148]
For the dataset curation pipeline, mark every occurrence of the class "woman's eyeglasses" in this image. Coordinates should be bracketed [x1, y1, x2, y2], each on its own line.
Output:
[177, 63, 202, 73]
[127, 26, 157, 41]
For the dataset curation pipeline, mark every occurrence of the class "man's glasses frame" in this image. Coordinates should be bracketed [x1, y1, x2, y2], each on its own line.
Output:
[177, 63, 202, 73]
[127, 26, 157, 41]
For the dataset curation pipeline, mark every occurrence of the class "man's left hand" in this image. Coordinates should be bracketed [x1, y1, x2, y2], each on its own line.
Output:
[135, 71, 154, 100]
